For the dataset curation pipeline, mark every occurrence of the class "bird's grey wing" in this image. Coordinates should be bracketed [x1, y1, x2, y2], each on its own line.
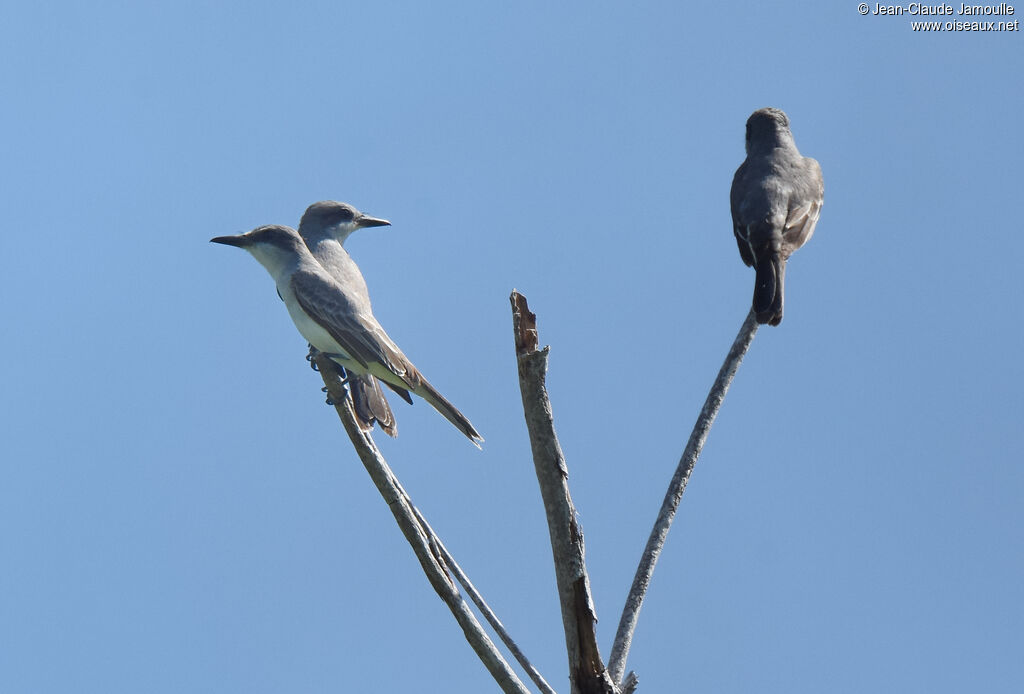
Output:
[291, 270, 422, 389]
[782, 160, 824, 254]
[783, 198, 821, 247]
[730, 160, 757, 267]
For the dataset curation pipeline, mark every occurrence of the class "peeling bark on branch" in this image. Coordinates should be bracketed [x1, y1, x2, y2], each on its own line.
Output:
[511, 291, 617, 694]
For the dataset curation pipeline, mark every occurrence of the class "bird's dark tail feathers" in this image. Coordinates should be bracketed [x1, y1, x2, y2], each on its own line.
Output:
[753, 253, 786, 326]
[413, 379, 484, 449]
[348, 373, 398, 437]
[381, 380, 413, 405]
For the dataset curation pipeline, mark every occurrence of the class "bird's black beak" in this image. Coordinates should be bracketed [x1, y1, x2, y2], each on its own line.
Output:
[210, 234, 251, 248]
[355, 215, 391, 229]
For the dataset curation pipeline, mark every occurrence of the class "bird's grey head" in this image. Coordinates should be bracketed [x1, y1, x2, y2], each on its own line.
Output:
[211, 224, 308, 278]
[298, 200, 391, 245]
[744, 107, 795, 154]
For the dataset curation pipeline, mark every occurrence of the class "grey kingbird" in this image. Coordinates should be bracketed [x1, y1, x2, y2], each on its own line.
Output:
[730, 107, 824, 325]
[296, 202, 400, 437]
[211, 224, 484, 448]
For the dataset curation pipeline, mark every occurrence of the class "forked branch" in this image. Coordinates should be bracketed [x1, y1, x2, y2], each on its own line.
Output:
[314, 354, 531, 694]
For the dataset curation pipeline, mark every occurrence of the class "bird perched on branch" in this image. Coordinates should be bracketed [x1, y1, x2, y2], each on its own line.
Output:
[297, 202, 400, 437]
[212, 211, 483, 448]
[730, 107, 824, 325]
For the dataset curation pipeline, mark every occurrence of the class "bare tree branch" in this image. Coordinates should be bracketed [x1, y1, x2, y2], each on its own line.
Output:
[607, 309, 760, 685]
[314, 354, 531, 694]
[404, 501, 558, 694]
[510, 291, 617, 694]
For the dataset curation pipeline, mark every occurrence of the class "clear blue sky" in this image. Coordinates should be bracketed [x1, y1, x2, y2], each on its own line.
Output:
[2, 2, 1021, 692]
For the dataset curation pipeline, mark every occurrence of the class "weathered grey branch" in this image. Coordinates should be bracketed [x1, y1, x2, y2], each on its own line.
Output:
[314, 355, 530, 694]
[405, 501, 558, 694]
[607, 309, 760, 685]
[510, 291, 617, 694]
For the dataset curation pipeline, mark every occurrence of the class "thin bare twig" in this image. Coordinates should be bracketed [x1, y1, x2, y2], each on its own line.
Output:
[511, 291, 616, 694]
[314, 355, 530, 694]
[404, 500, 558, 694]
[607, 309, 760, 685]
